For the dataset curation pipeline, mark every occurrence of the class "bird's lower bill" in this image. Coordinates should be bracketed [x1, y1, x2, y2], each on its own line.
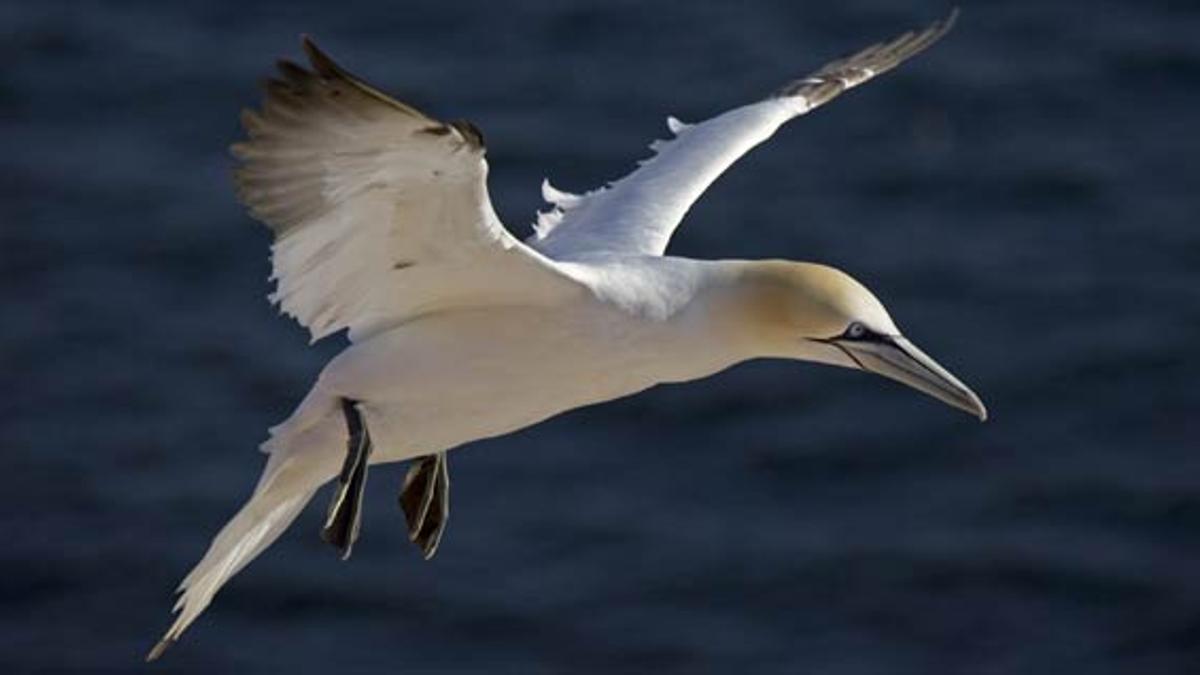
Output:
[832, 335, 988, 421]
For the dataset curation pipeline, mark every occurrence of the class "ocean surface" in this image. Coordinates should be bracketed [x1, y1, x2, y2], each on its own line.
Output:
[3, 0, 1199, 672]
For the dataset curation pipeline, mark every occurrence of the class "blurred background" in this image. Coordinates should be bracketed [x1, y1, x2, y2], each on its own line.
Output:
[3, 0, 1198, 672]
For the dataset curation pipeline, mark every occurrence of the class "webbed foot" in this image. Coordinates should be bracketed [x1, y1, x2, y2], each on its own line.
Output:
[399, 452, 450, 559]
[321, 398, 372, 559]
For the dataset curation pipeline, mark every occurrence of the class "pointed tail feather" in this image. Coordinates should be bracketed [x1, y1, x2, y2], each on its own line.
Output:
[148, 394, 345, 661]
[146, 485, 315, 661]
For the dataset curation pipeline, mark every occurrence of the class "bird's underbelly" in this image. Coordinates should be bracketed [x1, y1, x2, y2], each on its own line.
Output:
[363, 360, 654, 460]
[314, 306, 721, 462]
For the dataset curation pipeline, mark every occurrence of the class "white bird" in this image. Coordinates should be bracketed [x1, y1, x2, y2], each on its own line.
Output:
[149, 10, 982, 660]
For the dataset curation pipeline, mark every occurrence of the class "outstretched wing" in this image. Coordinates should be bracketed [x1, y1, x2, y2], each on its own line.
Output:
[235, 38, 581, 342]
[529, 10, 958, 260]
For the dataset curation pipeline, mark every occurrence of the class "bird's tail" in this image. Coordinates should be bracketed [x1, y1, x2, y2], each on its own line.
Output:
[147, 399, 342, 661]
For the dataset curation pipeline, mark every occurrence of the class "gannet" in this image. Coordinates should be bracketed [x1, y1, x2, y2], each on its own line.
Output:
[149, 10, 983, 660]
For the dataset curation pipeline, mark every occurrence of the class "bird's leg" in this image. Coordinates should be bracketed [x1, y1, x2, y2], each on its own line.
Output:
[398, 452, 450, 559]
[321, 398, 372, 560]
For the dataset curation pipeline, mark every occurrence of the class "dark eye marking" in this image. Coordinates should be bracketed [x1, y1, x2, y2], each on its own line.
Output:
[837, 322, 889, 344]
[807, 322, 892, 345]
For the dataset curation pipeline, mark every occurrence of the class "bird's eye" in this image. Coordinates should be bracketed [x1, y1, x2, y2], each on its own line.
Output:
[845, 322, 867, 339]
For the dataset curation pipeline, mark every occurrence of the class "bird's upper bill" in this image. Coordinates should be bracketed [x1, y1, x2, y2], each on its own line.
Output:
[821, 331, 988, 421]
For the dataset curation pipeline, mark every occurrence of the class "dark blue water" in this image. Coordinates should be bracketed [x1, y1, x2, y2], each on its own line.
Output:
[4, 0, 1199, 672]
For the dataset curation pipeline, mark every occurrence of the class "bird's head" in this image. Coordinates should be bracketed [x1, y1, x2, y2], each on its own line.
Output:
[725, 260, 986, 421]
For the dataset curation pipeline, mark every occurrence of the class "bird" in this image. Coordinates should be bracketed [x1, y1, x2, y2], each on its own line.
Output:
[148, 10, 982, 660]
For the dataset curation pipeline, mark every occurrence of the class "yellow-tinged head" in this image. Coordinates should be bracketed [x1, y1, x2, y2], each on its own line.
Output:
[733, 261, 898, 343]
[719, 260, 986, 421]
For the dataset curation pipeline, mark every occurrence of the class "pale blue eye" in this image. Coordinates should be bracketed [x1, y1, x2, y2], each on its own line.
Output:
[846, 322, 866, 339]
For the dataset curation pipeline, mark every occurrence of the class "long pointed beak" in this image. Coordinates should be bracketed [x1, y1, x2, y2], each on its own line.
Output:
[837, 335, 987, 421]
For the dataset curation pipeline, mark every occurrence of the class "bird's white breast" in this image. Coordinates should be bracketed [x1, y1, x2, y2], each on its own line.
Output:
[315, 282, 740, 461]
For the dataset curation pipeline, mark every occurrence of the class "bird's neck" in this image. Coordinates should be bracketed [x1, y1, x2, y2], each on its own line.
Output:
[684, 259, 826, 362]
[572, 257, 799, 383]
[670, 259, 796, 362]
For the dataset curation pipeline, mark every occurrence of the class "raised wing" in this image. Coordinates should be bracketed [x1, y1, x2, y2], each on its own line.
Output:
[529, 10, 958, 260]
[235, 38, 581, 342]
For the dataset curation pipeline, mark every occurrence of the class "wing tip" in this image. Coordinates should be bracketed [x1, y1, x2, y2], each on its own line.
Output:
[299, 34, 341, 78]
[918, 7, 960, 50]
[944, 7, 961, 32]
[773, 8, 960, 102]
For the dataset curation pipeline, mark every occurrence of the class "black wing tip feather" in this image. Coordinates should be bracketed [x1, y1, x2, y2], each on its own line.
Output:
[258, 36, 479, 145]
[293, 34, 431, 119]
[774, 8, 959, 101]
[300, 34, 342, 79]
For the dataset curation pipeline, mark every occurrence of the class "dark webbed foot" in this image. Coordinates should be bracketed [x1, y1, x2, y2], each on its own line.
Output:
[322, 398, 372, 559]
[399, 452, 450, 559]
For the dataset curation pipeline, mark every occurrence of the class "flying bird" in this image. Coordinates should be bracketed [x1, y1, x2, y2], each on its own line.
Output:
[149, 10, 982, 660]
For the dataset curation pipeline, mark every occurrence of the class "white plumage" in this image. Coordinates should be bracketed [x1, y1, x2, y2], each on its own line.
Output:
[150, 11, 983, 660]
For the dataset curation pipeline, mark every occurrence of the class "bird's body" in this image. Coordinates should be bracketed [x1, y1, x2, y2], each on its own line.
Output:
[317, 259, 731, 461]
[150, 11, 986, 659]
